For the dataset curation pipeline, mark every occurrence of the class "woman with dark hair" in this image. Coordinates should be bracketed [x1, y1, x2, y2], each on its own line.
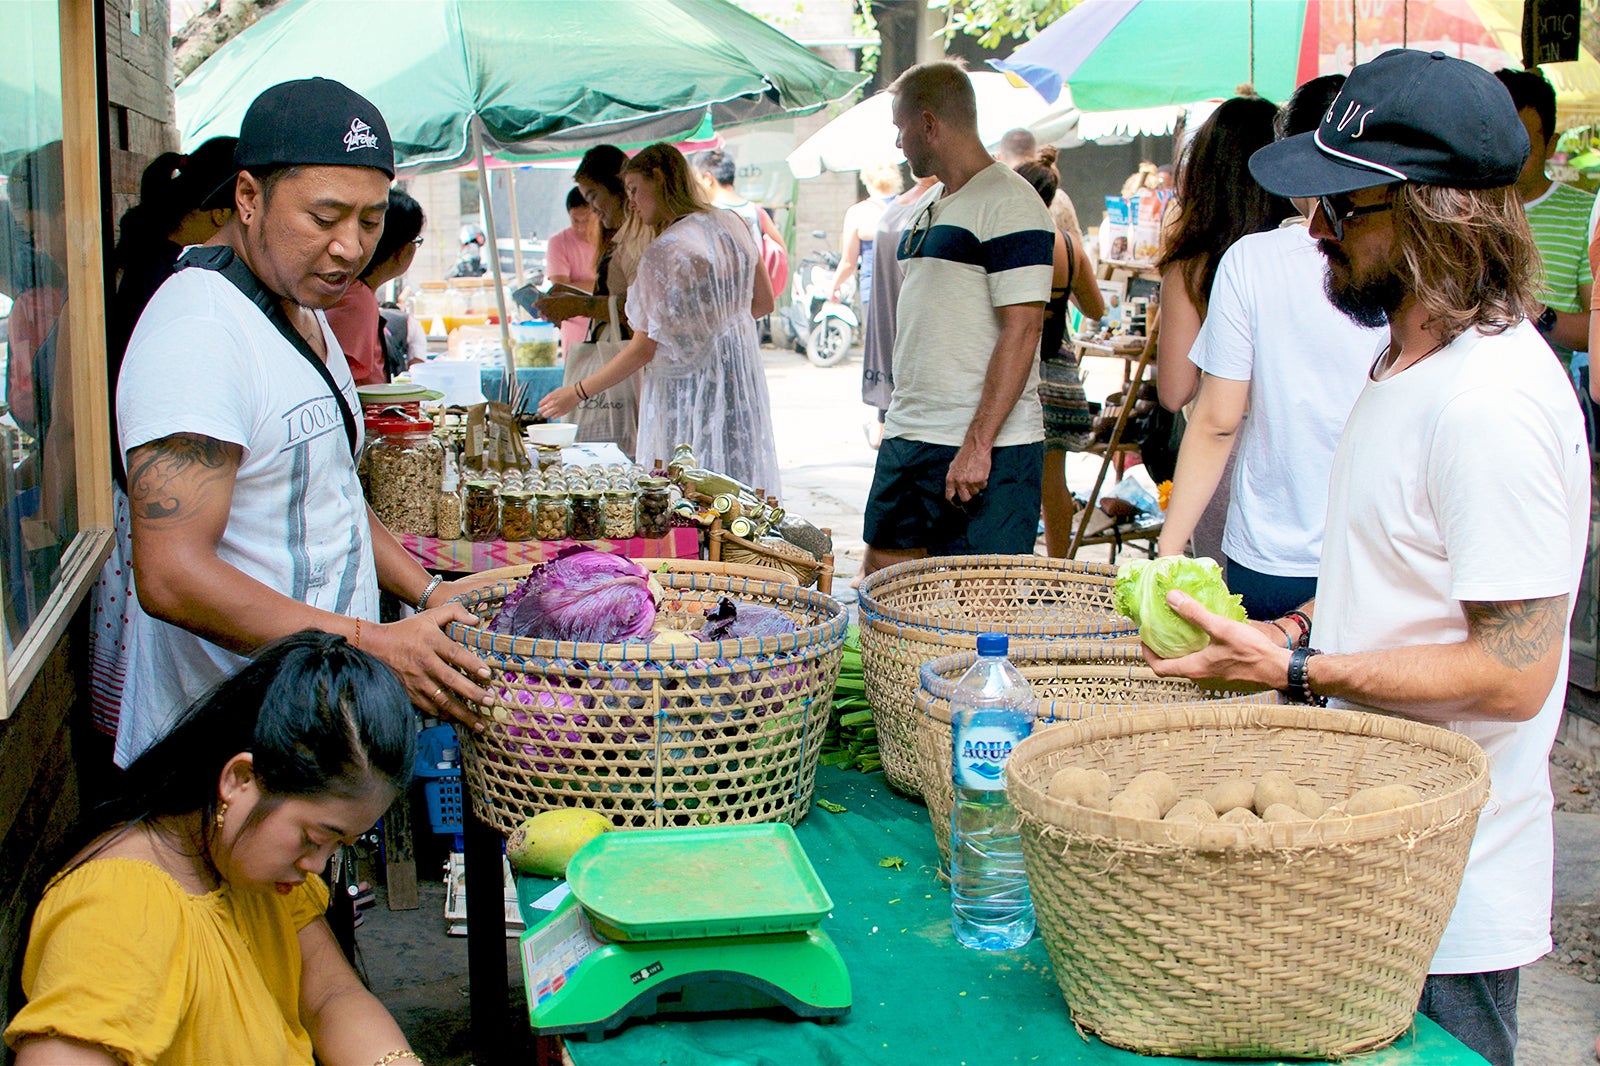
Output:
[1153, 95, 1291, 560]
[539, 143, 780, 491]
[326, 187, 426, 386]
[542, 186, 600, 358]
[5, 632, 420, 1066]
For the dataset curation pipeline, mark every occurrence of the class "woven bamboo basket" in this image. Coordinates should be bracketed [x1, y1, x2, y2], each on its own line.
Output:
[713, 526, 833, 593]
[446, 566, 847, 835]
[1008, 703, 1489, 1060]
[915, 642, 1277, 869]
[856, 555, 1136, 796]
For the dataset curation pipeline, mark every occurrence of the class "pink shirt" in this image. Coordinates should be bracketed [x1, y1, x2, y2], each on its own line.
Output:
[323, 281, 386, 386]
[544, 225, 598, 353]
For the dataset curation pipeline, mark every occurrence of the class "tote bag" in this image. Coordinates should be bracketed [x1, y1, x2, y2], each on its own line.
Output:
[562, 295, 639, 459]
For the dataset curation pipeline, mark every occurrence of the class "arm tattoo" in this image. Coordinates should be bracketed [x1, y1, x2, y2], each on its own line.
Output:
[1465, 596, 1568, 671]
[127, 435, 234, 522]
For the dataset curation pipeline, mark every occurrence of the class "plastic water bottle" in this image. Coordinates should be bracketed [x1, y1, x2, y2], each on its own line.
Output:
[950, 632, 1037, 951]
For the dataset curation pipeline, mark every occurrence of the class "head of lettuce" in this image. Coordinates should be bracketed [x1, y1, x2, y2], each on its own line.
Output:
[1114, 557, 1247, 658]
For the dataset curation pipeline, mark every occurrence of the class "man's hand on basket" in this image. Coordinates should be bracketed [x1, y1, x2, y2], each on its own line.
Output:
[1141, 589, 1291, 691]
[364, 604, 495, 731]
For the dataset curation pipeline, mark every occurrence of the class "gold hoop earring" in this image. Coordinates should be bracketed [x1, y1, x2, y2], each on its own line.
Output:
[214, 801, 228, 831]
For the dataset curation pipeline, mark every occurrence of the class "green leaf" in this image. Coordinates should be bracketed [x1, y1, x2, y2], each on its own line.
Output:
[879, 855, 905, 870]
[818, 799, 848, 813]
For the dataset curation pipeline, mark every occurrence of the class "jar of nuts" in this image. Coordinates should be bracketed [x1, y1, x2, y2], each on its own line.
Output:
[636, 477, 672, 539]
[602, 488, 637, 539]
[464, 480, 500, 541]
[437, 478, 463, 540]
[534, 490, 571, 540]
[499, 489, 535, 541]
[364, 415, 443, 536]
[570, 489, 604, 540]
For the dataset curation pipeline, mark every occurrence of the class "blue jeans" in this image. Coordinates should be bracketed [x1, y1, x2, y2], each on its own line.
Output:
[1417, 968, 1519, 1066]
[1223, 557, 1317, 622]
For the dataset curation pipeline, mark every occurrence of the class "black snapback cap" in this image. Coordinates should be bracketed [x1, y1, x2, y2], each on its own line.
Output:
[1249, 48, 1527, 198]
[235, 77, 395, 178]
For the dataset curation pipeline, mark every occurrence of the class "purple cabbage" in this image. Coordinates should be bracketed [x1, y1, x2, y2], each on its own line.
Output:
[488, 546, 657, 643]
[694, 597, 799, 641]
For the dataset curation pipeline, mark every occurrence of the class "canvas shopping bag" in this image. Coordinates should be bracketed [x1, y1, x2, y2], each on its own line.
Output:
[562, 296, 639, 459]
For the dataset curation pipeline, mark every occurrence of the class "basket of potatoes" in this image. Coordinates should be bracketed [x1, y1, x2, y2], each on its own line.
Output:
[1007, 701, 1489, 1060]
[914, 642, 1277, 872]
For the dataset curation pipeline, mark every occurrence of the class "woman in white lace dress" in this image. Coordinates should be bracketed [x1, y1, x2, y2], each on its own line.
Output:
[539, 144, 780, 492]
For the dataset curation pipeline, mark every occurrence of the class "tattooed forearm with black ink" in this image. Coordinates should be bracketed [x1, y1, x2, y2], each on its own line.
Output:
[126, 434, 237, 523]
[1465, 596, 1568, 671]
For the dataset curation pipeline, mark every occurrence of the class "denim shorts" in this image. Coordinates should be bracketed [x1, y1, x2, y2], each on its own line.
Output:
[1417, 968, 1519, 1066]
[863, 437, 1043, 555]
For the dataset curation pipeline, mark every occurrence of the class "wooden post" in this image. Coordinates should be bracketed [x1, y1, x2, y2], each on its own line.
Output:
[382, 790, 419, 910]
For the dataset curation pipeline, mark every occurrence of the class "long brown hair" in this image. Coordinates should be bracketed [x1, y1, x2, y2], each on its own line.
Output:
[1389, 183, 1539, 342]
[622, 143, 710, 236]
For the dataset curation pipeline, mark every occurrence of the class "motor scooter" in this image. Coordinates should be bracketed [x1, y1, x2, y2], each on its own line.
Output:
[776, 231, 859, 368]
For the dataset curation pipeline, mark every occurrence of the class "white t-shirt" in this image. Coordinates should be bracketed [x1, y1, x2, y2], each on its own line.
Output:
[1316, 320, 1590, 973]
[1189, 225, 1383, 576]
[885, 163, 1054, 448]
[115, 268, 378, 766]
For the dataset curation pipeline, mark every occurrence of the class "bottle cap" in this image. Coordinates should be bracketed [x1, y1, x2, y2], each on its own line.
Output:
[975, 633, 1008, 657]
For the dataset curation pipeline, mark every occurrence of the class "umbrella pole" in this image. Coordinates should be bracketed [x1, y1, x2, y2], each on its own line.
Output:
[473, 116, 518, 403]
[506, 167, 526, 285]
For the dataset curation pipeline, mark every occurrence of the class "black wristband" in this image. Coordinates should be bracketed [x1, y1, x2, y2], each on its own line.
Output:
[1284, 609, 1313, 650]
[1535, 305, 1559, 335]
[1286, 647, 1325, 706]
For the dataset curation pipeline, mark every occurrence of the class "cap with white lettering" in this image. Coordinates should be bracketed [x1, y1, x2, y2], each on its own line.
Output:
[1248, 48, 1527, 198]
[234, 77, 395, 179]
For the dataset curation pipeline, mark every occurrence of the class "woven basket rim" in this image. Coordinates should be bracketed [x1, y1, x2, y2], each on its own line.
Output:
[917, 642, 1162, 700]
[446, 569, 846, 661]
[860, 605, 1136, 642]
[1008, 702, 1490, 852]
[858, 553, 1129, 636]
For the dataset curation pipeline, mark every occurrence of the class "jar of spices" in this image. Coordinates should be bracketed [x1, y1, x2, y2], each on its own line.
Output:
[464, 480, 500, 541]
[570, 489, 604, 540]
[636, 477, 672, 539]
[534, 490, 571, 540]
[499, 489, 535, 542]
[437, 477, 463, 540]
[364, 414, 443, 536]
[534, 445, 563, 474]
[602, 487, 637, 539]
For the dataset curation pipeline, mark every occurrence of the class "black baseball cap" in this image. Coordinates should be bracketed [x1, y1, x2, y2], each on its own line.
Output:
[235, 77, 395, 178]
[1249, 48, 1527, 198]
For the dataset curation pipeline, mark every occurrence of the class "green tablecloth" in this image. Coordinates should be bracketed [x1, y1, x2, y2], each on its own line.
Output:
[557, 767, 1487, 1066]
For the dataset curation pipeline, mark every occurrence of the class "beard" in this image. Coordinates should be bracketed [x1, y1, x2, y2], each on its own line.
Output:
[1320, 239, 1404, 329]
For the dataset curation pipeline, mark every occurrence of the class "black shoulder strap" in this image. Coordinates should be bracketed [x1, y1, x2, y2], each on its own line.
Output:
[177, 246, 359, 457]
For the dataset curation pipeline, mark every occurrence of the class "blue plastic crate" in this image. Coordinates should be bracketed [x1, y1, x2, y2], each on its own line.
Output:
[416, 725, 464, 849]
[424, 774, 463, 835]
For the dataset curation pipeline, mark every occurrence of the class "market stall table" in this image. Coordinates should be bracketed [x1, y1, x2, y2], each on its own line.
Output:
[398, 527, 699, 574]
[509, 767, 1487, 1066]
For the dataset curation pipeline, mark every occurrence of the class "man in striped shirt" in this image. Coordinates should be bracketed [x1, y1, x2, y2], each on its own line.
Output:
[1496, 68, 1594, 376]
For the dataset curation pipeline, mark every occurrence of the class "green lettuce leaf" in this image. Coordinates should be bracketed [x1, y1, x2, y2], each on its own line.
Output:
[1113, 557, 1246, 658]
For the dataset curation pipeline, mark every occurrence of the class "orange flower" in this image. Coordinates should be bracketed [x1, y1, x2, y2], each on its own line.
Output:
[1157, 480, 1173, 511]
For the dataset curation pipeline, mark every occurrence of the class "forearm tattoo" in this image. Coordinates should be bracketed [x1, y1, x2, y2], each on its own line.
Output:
[127, 435, 233, 522]
[1465, 596, 1567, 671]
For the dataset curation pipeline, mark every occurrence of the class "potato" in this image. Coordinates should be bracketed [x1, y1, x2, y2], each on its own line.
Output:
[1254, 771, 1301, 815]
[1163, 797, 1219, 824]
[1345, 784, 1423, 816]
[1218, 807, 1262, 825]
[1046, 766, 1112, 809]
[1295, 786, 1327, 819]
[1109, 792, 1162, 820]
[1120, 770, 1178, 815]
[1262, 802, 1308, 823]
[1203, 776, 1256, 815]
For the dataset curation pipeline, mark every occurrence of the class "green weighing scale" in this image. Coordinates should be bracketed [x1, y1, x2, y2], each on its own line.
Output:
[515, 823, 852, 1041]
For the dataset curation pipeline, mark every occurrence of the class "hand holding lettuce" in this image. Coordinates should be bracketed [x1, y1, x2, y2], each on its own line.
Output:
[1114, 557, 1247, 658]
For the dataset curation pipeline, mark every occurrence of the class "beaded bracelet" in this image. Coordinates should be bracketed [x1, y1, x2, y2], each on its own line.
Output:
[372, 1050, 421, 1066]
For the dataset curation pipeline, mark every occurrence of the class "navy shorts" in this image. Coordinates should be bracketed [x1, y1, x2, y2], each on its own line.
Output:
[863, 438, 1044, 555]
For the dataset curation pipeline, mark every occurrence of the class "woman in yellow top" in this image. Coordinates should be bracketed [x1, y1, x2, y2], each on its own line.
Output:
[5, 631, 422, 1066]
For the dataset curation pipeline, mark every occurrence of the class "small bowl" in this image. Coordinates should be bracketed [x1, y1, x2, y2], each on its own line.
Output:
[526, 422, 578, 447]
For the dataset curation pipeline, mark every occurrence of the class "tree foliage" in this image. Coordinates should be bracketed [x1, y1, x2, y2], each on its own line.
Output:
[927, 0, 1079, 49]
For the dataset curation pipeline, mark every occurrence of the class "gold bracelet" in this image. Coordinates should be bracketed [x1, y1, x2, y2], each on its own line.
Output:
[372, 1050, 421, 1066]
[353, 617, 361, 651]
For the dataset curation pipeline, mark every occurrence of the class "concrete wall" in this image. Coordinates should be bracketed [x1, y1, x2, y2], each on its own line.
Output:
[104, 0, 178, 227]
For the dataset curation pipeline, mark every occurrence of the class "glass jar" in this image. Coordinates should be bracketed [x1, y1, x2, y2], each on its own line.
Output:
[602, 488, 637, 539]
[364, 415, 443, 536]
[534, 490, 571, 541]
[497, 490, 532, 541]
[437, 479, 463, 540]
[410, 280, 450, 336]
[535, 445, 563, 474]
[464, 480, 500, 541]
[636, 477, 672, 539]
[570, 490, 604, 540]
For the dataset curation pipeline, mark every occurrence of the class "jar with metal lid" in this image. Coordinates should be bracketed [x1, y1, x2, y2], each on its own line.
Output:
[364, 414, 443, 536]
[535, 490, 571, 540]
[570, 490, 604, 540]
[500, 489, 536, 541]
[636, 477, 672, 539]
[602, 487, 637, 539]
[463, 480, 500, 541]
[534, 445, 563, 474]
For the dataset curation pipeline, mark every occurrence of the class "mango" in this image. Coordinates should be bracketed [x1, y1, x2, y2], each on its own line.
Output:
[506, 808, 612, 878]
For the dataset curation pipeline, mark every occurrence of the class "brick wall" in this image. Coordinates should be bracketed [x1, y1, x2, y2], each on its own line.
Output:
[104, 0, 177, 228]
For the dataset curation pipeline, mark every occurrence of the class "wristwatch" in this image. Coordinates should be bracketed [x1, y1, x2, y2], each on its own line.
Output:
[1534, 305, 1559, 335]
[1286, 647, 1325, 706]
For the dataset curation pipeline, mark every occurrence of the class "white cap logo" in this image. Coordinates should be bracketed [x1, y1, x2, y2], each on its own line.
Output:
[344, 117, 379, 153]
